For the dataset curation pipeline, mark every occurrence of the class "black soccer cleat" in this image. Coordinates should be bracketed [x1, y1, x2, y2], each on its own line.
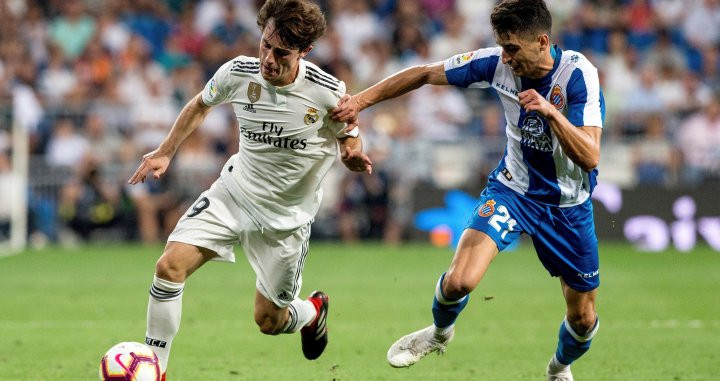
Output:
[301, 290, 329, 360]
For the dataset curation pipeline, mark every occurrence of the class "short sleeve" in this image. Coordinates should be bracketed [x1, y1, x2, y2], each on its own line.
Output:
[566, 65, 605, 128]
[324, 81, 356, 138]
[444, 47, 501, 88]
[201, 60, 234, 106]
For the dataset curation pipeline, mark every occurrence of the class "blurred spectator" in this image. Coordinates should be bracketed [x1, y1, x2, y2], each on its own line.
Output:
[631, 115, 680, 186]
[677, 94, 720, 184]
[681, 0, 720, 48]
[429, 10, 474, 61]
[48, 0, 96, 60]
[58, 158, 128, 240]
[407, 85, 471, 141]
[45, 118, 90, 169]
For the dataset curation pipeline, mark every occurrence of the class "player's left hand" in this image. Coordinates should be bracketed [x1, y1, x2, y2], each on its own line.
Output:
[341, 146, 373, 175]
[519, 89, 557, 118]
[332, 94, 361, 132]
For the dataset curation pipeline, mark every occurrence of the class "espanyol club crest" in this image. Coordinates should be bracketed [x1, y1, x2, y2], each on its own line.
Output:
[550, 84, 564, 109]
[478, 200, 496, 217]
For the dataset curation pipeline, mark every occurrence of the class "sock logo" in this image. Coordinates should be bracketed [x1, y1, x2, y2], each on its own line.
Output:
[145, 337, 167, 348]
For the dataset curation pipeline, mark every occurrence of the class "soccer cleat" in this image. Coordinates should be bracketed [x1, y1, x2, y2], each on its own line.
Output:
[301, 290, 329, 360]
[546, 355, 574, 381]
[161, 373, 166, 381]
[386, 325, 454, 368]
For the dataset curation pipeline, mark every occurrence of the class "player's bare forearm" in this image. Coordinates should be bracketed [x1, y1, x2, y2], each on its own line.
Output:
[128, 93, 212, 184]
[332, 63, 448, 125]
[157, 93, 213, 156]
[546, 110, 601, 172]
[338, 135, 373, 174]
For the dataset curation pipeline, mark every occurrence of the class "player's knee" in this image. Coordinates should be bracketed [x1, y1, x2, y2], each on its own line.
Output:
[254, 312, 283, 335]
[442, 273, 474, 299]
[567, 310, 596, 335]
[154, 256, 186, 283]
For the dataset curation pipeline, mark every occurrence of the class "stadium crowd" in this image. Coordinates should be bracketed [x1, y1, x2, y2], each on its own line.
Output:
[0, 0, 719, 245]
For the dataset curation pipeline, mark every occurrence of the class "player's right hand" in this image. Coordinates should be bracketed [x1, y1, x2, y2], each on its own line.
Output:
[128, 150, 171, 185]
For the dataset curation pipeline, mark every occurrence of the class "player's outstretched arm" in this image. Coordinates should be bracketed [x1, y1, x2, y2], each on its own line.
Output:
[128, 93, 213, 184]
[331, 62, 449, 125]
[338, 135, 373, 175]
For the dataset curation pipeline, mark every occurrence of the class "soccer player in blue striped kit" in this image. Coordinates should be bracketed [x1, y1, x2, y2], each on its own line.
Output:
[332, 0, 604, 379]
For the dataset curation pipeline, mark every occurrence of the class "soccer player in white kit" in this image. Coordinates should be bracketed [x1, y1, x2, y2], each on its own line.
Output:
[333, 1, 603, 379]
[127, 1, 372, 378]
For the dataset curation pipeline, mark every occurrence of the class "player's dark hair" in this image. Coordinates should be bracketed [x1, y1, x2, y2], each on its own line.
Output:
[257, 0, 326, 51]
[490, 0, 552, 40]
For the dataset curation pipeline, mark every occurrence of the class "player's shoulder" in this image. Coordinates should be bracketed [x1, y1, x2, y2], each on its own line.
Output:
[227, 55, 260, 76]
[560, 49, 598, 73]
[303, 60, 344, 93]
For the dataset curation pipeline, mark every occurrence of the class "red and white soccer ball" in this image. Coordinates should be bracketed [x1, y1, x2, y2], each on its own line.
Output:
[99, 342, 161, 381]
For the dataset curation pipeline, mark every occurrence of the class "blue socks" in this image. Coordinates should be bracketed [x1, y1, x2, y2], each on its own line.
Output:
[555, 316, 599, 365]
[431, 273, 469, 328]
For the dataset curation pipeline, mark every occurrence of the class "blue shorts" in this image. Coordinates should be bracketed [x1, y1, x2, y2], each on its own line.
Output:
[466, 181, 599, 292]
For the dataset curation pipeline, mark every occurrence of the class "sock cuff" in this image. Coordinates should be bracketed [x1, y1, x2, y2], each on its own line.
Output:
[434, 273, 468, 305]
[150, 275, 185, 301]
[563, 316, 599, 342]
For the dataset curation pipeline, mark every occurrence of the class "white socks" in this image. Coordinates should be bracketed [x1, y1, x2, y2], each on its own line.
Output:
[145, 275, 184, 373]
[283, 298, 316, 333]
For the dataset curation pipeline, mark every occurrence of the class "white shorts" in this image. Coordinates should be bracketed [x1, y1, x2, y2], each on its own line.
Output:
[168, 178, 311, 307]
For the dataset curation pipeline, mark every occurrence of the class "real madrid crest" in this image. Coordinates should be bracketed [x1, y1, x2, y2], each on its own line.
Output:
[247, 82, 261, 103]
[550, 84, 564, 110]
[304, 107, 319, 125]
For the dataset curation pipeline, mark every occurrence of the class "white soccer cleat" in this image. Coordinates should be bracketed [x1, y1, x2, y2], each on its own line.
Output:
[546, 355, 574, 381]
[387, 325, 454, 368]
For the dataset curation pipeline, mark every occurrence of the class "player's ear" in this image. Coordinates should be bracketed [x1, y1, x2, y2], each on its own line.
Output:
[299, 45, 313, 59]
[538, 34, 550, 51]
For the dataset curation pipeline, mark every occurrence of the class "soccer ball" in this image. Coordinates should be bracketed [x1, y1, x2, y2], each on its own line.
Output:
[99, 342, 161, 381]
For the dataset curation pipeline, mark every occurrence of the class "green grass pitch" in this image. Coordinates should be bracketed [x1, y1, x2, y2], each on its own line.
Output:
[1, 241, 719, 380]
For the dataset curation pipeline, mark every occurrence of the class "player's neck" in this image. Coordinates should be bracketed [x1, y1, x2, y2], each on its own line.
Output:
[268, 62, 301, 87]
[528, 47, 555, 79]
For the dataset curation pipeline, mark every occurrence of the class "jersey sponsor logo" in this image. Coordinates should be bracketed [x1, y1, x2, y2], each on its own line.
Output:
[304, 107, 319, 125]
[550, 84, 565, 110]
[478, 199, 496, 217]
[247, 82, 262, 103]
[240, 122, 308, 150]
[520, 114, 553, 152]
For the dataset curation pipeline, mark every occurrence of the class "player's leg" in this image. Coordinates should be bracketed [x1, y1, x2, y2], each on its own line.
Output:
[242, 222, 328, 359]
[388, 186, 525, 367]
[387, 229, 499, 367]
[146, 242, 217, 374]
[532, 199, 600, 380]
[146, 179, 242, 376]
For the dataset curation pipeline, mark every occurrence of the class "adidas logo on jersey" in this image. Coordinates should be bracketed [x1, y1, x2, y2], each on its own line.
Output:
[243, 103, 256, 113]
[277, 291, 292, 301]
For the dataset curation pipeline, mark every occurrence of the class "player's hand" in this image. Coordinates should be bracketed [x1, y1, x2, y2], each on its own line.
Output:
[332, 94, 361, 131]
[519, 89, 557, 118]
[341, 146, 373, 175]
[128, 149, 172, 185]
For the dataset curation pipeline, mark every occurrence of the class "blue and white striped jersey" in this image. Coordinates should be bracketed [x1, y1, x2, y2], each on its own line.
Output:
[444, 45, 605, 207]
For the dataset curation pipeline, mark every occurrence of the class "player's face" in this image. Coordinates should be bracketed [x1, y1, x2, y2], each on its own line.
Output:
[496, 32, 546, 78]
[259, 21, 311, 86]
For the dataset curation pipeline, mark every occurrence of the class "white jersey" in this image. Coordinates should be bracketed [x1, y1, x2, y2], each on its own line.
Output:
[201, 56, 356, 231]
[444, 45, 605, 207]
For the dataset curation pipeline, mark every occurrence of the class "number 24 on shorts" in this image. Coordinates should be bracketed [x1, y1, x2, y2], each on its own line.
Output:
[489, 205, 517, 239]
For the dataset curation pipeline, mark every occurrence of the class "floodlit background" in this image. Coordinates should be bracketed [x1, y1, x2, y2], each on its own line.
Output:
[0, 0, 719, 380]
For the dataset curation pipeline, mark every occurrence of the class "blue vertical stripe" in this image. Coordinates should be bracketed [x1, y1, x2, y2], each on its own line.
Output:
[566, 69, 588, 126]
